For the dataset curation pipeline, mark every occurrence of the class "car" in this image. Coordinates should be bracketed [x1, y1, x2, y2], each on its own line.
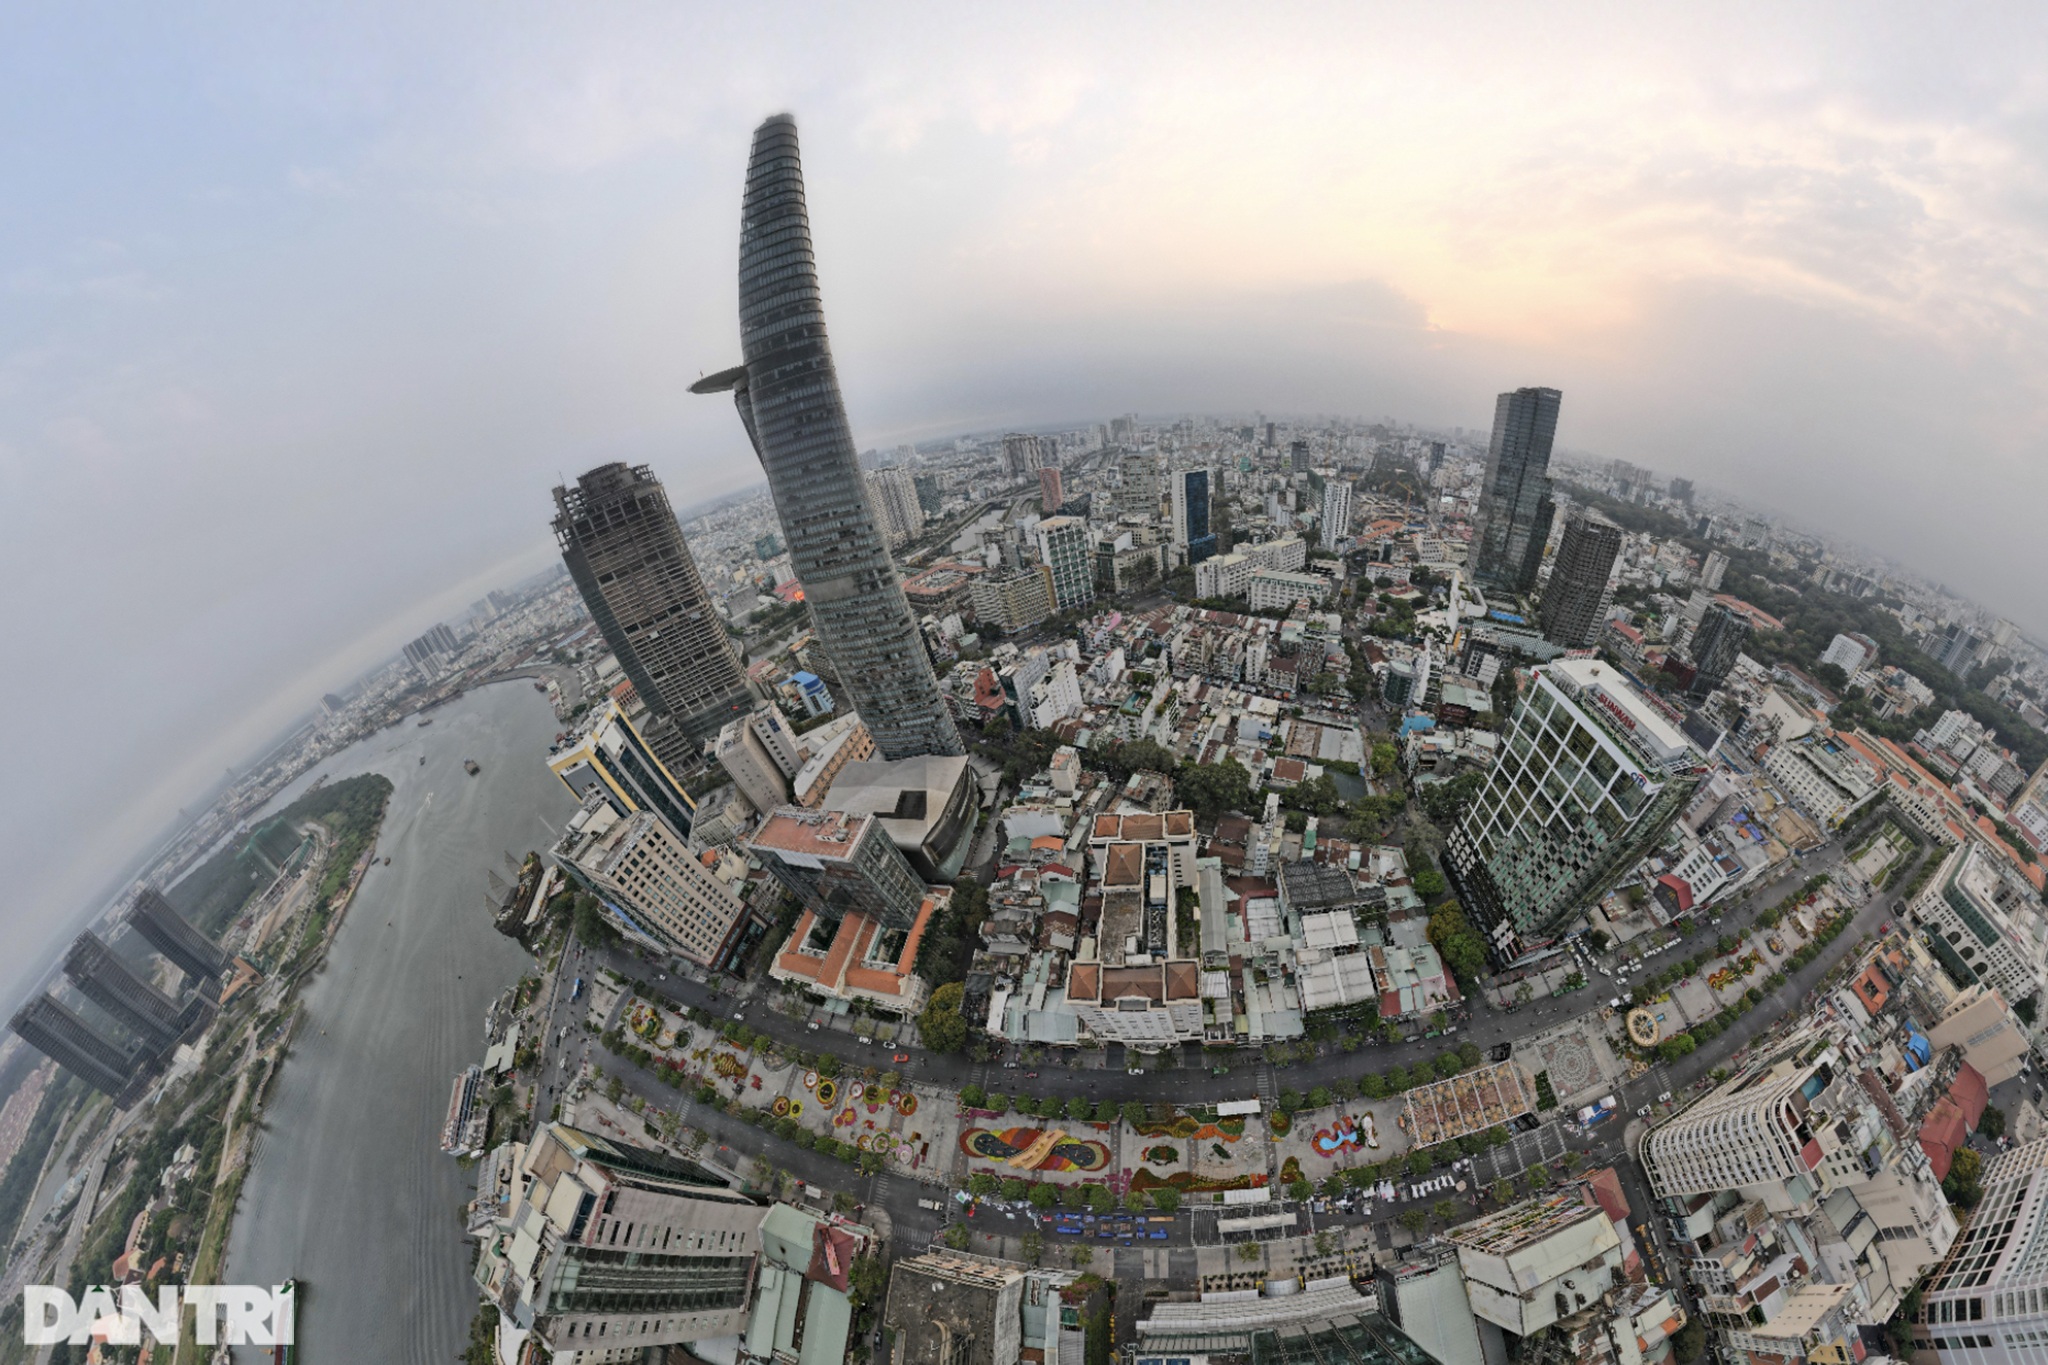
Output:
[1637, 1105, 1651, 1117]
[858, 1036, 874, 1046]
[1657, 1091, 1672, 1103]
[1610, 997, 1623, 1009]
[732, 1011, 745, 1021]
[1004, 1060, 1020, 1069]
[1024, 1071, 1038, 1078]
[1880, 920, 1894, 935]
[806, 1021, 821, 1031]
[893, 1053, 911, 1063]
[1128, 1067, 1145, 1075]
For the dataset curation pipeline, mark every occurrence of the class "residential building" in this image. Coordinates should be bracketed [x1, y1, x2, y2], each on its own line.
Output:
[402, 622, 461, 673]
[1927, 984, 2031, 1085]
[1699, 550, 1729, 592]
[1038, 465, 1064, 513]
[63, 932, 188, 1049]
[1643, 1038, 1843, 1202]
[548, 699, 701, 842]
[554, 801, 751, 970]
[1821, 632, 1878, 677]
[1035, 516, 1094, 612]
[1762, 732, 1881, 831]
[553, 462, 753, 747]
[1909, 840, 2048, 1012]
[1170, 468, 1217, 565]
[1194, 536, 1307, 599]
[1442, 658, 1703, 960]
[971, 567, 1055, 633]
[883, 1250, 1028, 1365]
[471, 1123, 763, 1359]
[696, 114, 964, 763]
[1320, 475, 1354, 546]
[1001, 653, 1084, 731]
[127, 886, 227, 986]
[1687, 601, 1750, 699]
[866, 465, 926, 547]
[1473, 386, 1561, 593]
[748, 807, 928, 930]
[1118, 448, 1161, 518]
[1538, 511, 1621, 648]
[1248, 568, 1334, 612]
[1003, 432, 1048, 478]
[8, 994, 144, 1099]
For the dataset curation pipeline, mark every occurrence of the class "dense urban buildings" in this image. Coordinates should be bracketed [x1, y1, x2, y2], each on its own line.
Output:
[694, 114, 963, 763]
[552, 462, 753, 755]
[1686, 599, 1750, 699]
[1472, 386, 1561, 593]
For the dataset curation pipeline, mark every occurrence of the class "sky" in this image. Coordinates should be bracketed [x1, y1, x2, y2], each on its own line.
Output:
[6, 2, 2048, 996]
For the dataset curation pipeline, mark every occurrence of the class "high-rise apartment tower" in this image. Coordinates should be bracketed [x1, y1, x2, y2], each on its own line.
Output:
[692, 115, 962, 762]
[1473, 387, 1561, 594]
[127, 886, 227, 986]
[1538, 512, 1621, 648]
[552, 463, 752, 751]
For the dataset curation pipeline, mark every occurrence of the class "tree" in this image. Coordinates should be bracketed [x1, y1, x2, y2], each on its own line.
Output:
[1060, 1184, 1088, 1210]
[1121, 1101, 1149, 1126]
[1407, 1150, 1431, 1177]
[1002, 1178, 1029, 1201]
[1671, 1321, 1706, 1363]
[1093, 1100, 1119, 1123]
[574, 896, 621, 950]
[943, 1224, 970, 1250]
[1945, 1146, 1984, 1208]
[1982, 1104, 2008, 1139]
[1150, 1187, 1181, 1213]
[1526, 1164, 1551, 1189]
[1177, 756, 1254, 818]
[1386, 1065, 1411, 1091]
[1236, 1241, 1263, 1263]
[1418, 771, 1485, 825]
[1370, 740, 1398, 780]
[1432, 1199, 1458, 1224]
[917, 981, 971, 1053]
[1028, 1183, 1058, 1210]
[1360, 1074, 1389, 1100]
[1427, 902, 1490, 982]
[1289, 1179, 1314, 1201]
[1399, 1208, 1429, 1234]
[1021, 1229, 1044, 1264]
[1492, 1179, 1514, 1203]
[1123, 1192, 1145, 1212]
[1087, 1184, 1114, 1213]
[1066, 1095, 1095, 1122]
[968, 1173, 999, 1197]
[960, 1084, 987, 1109]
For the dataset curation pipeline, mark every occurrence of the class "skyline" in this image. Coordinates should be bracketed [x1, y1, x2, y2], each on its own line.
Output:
[10, 2, 2048, 1014]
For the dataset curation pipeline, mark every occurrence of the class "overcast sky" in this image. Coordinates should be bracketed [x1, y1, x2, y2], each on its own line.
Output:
[6, 3, 2048, 989]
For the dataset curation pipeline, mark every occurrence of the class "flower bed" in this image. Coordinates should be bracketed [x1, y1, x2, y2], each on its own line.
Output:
[1143, 1145, 1180, 1165]
[1129, 1169, 1268, 1194]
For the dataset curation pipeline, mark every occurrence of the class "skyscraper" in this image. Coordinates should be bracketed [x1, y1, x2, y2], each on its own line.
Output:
[1170, 469, 1216, 564]
[1117, 448, 1161, 518]
[1319, 476, 1353, 547]
[1537, 511, 1622, 648]
[127, 886, 227, 986]
[552, 463, 753, 754]
[1290, 439, 1311, 473]
[692, 115, 962, 763]
[1472, 386, 1561, 594]
[10, 994, 142, 1098]
[1687, 601, 1750, 699]
[865, 465, 925, 547]
[547, 698, 701, 840]
[1442, 658, 1703, 960]
[64, 932, 187, 1048]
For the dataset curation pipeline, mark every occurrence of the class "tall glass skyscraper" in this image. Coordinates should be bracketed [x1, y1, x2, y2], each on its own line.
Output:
[552, 462, 753, 755]
[1473, 386, 1562, 594]
[694, 115, 962, 761]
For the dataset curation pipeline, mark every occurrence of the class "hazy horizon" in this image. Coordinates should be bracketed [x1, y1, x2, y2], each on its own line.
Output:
[9, 2, 2048, 1010]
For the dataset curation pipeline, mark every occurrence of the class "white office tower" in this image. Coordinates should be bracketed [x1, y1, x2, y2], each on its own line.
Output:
[715, 702, 806, 816]
[1912, 1136, 2048, 1362]
[1319, 475, 1353, 547]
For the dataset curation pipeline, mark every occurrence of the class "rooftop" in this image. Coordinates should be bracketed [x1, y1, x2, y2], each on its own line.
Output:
[749, 808, 878, 862]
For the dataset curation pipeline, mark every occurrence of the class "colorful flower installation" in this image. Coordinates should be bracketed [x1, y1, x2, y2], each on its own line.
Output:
[789, 1100, 803, 1116]
[713, 1053, 746, 1080]
[1310, 1115, 1368, 1157]
[835, 1108, 858, 1128]
[1142, 1145, 1180, 1165]
[802, 1070, 819, 1090]
[771, 1096, 791, 1117]
[896, 1092, 919, 1117]
[848, 1082, 865, 1103]
[958, 1126, 1111, 1172]
[816, 1079, 837, 1106]
[1129, 1169, 1268, 1194]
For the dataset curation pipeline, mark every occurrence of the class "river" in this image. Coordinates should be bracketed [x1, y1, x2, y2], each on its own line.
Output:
[224, 681, 574, 1363]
